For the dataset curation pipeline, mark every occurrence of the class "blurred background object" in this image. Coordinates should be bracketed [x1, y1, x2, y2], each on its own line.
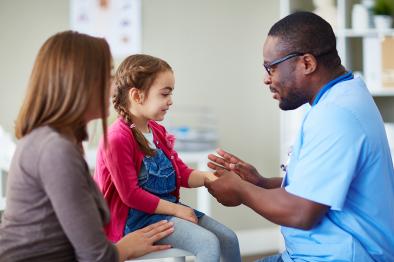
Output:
[372, 0, 394, 30]
[313, 0, 338, 29]
[164, 106, 218, 152]
[0, 126, 14, 212]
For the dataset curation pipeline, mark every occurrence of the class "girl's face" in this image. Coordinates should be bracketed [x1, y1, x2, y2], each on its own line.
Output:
[135, 70, 175, 122]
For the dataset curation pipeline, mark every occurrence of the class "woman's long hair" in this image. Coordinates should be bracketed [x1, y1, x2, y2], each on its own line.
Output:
[112, 54, 172, 156]
[15, 31, 111, 146]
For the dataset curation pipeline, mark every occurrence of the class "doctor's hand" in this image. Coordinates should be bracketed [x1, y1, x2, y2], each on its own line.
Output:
[208, 148, 264, 186]
[205, 168, 244, 207]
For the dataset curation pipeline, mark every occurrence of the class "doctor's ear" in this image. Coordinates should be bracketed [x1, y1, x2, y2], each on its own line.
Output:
[129, 88, 145, 104]
[301, 53, 317, 75]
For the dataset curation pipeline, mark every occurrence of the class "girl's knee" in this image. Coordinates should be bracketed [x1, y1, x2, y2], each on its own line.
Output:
[196, 232, 221, 260]
[225, 228, 239, 243]
[215, 225, 239, 244]
[201, 230, 221, 248]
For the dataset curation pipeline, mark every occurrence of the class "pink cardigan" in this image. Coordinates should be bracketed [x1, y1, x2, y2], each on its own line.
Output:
[94, 118, 193, 242]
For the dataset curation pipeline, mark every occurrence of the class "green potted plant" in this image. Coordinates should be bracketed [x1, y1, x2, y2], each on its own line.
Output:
[372, 0, 394, 30]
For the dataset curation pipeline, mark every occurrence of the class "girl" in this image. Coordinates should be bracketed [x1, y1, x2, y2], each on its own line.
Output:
[0, 31, 173, 262]
[94, 54, 241, 262]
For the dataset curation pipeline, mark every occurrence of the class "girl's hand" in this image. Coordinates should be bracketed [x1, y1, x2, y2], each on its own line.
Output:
[174, 204, 198, 224]
[204, 172, 218, 183]
[116, 220, 174, 261]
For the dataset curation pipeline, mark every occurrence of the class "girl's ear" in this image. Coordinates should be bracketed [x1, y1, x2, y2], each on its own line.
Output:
[129, 88, 144, 104]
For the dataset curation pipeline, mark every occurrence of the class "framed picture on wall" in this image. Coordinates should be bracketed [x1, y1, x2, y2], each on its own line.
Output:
[70, 0, 141, 58]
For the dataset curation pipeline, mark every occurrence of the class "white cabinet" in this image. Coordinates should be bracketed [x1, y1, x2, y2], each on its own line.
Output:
[279, 0, 394, 163]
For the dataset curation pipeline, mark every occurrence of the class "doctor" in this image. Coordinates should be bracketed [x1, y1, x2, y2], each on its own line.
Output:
[205, 11, 394, 262]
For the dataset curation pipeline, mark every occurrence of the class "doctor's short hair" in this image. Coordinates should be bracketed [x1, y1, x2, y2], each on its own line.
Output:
[268, 11, 341, 69]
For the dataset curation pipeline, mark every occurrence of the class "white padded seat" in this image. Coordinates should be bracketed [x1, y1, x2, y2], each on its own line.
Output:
[127, 248, 193, 262]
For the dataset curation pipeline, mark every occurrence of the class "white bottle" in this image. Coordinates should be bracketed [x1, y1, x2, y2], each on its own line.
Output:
[352, 4, 370, 31]
[313, 0, 337, 29]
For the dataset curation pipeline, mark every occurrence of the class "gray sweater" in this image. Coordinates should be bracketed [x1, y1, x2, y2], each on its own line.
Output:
[0, 127, 118, 262]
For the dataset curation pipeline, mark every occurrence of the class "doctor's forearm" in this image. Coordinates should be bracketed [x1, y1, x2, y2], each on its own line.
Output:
[259, 177, 283, 189]
[239, 181, 327, 229]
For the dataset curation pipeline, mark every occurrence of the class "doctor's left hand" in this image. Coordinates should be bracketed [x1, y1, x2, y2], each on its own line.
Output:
[205, 169, 244, 207]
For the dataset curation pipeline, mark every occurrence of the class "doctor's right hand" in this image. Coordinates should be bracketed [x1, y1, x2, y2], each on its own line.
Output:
[208, 148, 264, 186]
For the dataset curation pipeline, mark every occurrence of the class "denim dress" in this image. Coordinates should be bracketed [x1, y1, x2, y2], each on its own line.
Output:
[124, 147, 204, 235]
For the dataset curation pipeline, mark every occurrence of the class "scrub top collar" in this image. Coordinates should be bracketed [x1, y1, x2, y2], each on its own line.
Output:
[312, 71, 354, 106]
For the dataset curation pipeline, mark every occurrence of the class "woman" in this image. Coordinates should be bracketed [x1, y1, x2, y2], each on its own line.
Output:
[0, 31, 173, 262]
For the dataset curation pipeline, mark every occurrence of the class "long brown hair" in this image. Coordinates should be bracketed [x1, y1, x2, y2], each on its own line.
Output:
[112, 54, 172, 156]
[15, 31, 111, 147]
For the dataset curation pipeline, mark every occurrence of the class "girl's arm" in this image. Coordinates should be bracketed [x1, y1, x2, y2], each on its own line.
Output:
[102, 133, 160, 213]
[154, 199, 198, 224]
[188, 170, 218, 188]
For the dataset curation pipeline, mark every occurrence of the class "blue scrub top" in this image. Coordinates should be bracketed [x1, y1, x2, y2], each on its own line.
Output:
[281, 77, 394, 261]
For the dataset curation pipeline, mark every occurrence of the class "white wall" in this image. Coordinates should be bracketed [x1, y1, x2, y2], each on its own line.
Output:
[0, 0, 280, 231]
[0, 0, 70, 133]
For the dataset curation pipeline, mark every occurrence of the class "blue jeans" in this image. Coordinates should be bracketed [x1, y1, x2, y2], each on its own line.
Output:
[157, 215, 241, 262]
[255, 254, 283, 262]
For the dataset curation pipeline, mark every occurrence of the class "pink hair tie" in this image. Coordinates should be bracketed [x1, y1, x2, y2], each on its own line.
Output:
[130, 123, 136, 129]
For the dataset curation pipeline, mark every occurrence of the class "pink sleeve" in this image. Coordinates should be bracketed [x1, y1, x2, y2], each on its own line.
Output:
[104, 132, 160, 213]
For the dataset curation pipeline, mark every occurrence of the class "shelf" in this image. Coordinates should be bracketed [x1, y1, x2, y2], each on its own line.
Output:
[335, 29, 394, 38]
[369, 89, 394, 97]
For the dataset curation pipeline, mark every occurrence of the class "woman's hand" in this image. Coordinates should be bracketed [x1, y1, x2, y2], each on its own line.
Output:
[174, 204, 198, 224]
[208, 148, 264, 186]
[116, 220, 174, 261]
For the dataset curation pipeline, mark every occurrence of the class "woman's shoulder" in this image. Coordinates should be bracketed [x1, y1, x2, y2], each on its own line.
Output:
[21, 126, 77, 153]
[14, 126, 83, 177]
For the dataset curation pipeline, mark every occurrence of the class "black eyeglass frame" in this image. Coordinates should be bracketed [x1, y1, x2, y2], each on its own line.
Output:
[264, 49, 334, 76]
[263, 52, 304, 76]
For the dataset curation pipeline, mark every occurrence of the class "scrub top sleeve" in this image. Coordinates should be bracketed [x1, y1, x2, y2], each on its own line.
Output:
[285, 105, 367, 210]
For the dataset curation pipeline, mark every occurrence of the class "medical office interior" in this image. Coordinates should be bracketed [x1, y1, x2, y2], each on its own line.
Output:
[0, 0, 394, 261]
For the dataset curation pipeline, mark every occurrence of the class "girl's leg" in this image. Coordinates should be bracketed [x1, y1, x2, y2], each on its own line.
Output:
[254, 254, 283, 262]
[198, 215, 241, 262]
[156, 217, 221, 262]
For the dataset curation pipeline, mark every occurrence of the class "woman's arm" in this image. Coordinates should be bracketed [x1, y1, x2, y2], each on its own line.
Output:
[41, 138, 174, 262]
[39, 139, 118, 262]
[115, 220, 174, 261]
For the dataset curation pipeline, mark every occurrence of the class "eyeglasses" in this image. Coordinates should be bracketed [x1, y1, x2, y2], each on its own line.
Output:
[263, 52, 304, 76]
